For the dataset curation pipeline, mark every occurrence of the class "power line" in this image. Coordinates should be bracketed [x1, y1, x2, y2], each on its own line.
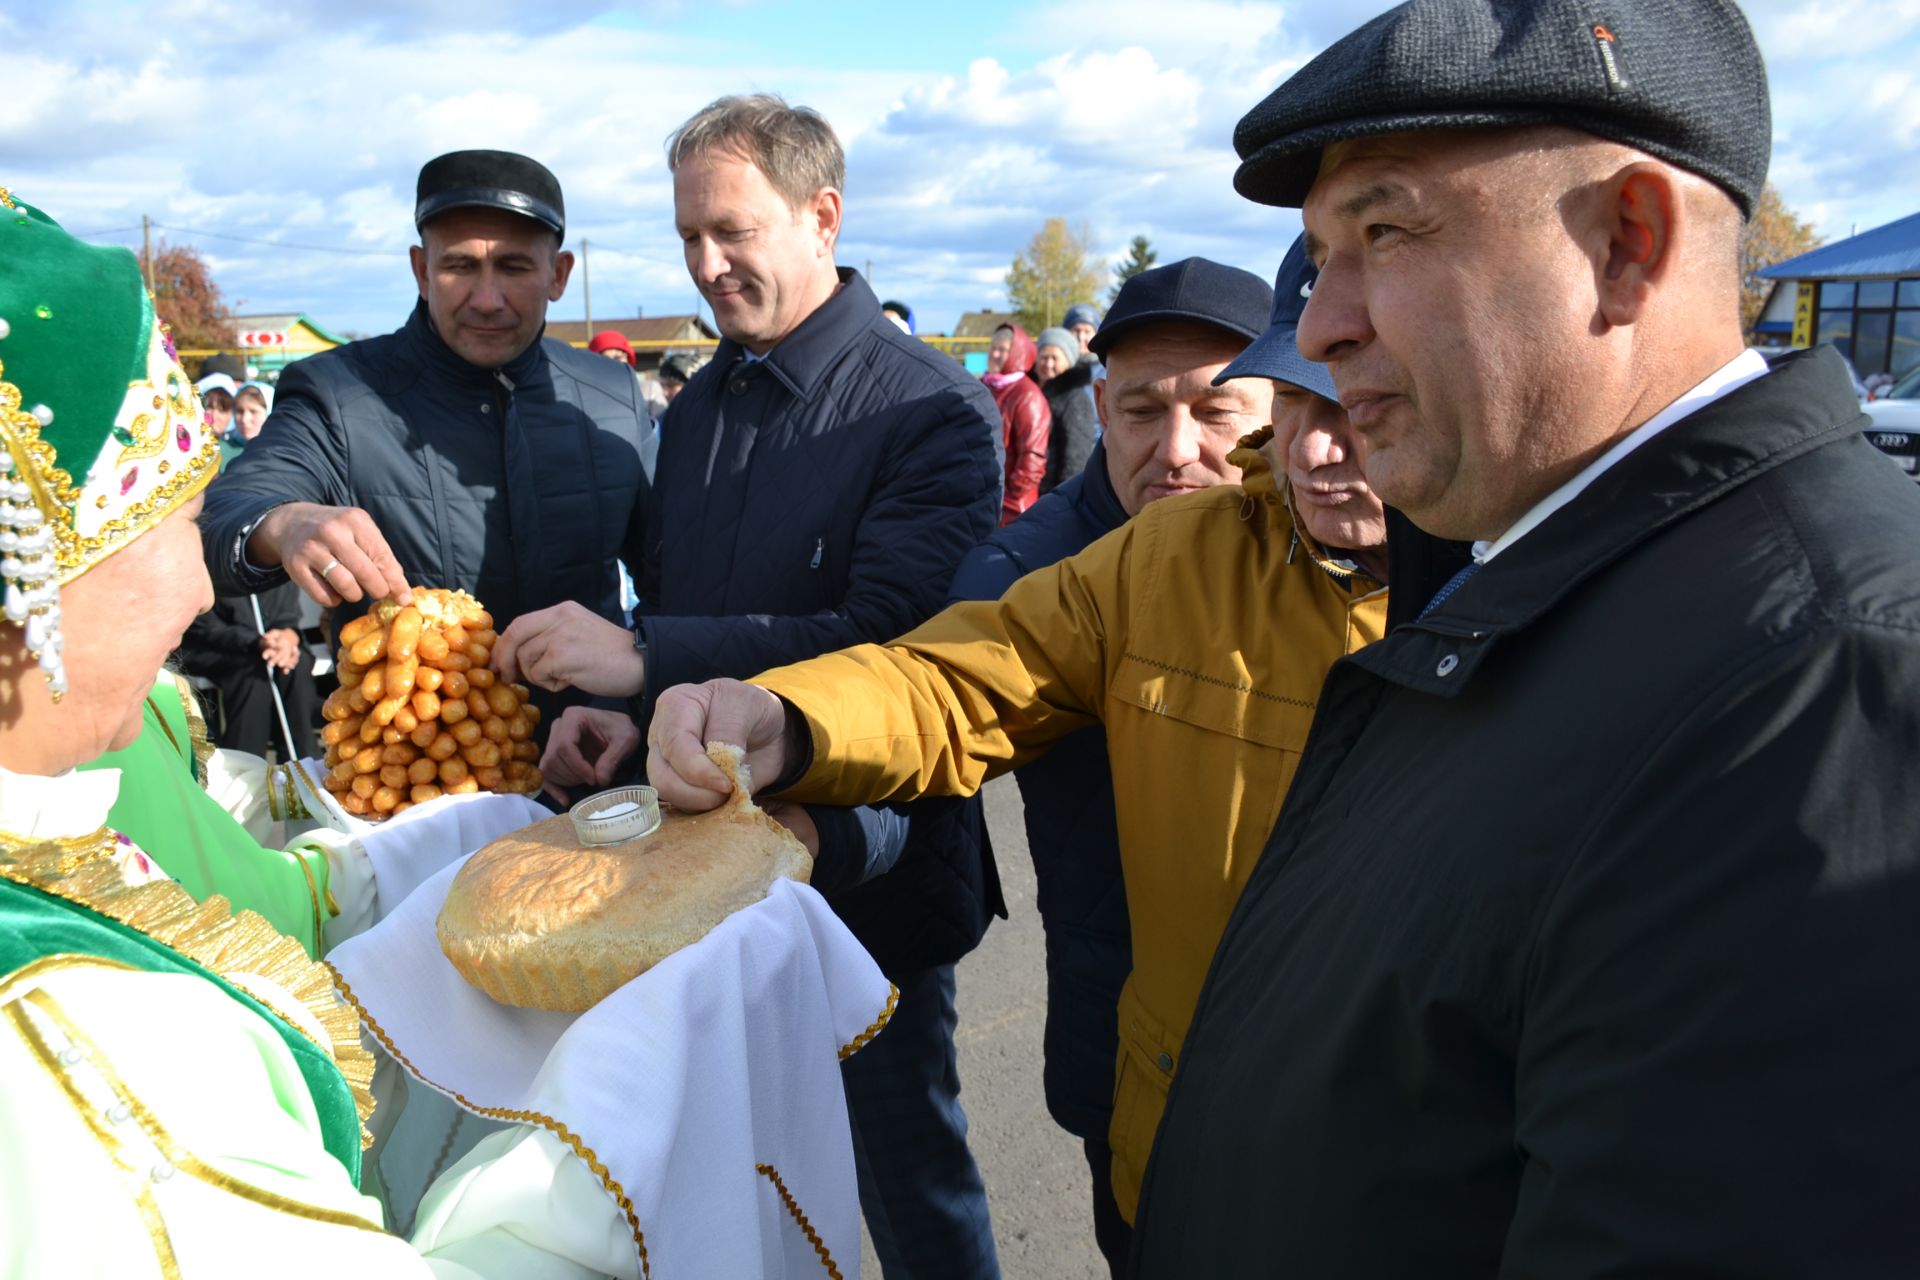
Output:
[152, 221, 404, 257]
[68, 223, 143, 239]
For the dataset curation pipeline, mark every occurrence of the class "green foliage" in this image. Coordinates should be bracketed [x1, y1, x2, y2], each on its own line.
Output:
[1109, 235, 1158, 302]
[140, 239, 236, 350]
[1006, 218, 1105, 332]
[1740, 184, 1823, 331]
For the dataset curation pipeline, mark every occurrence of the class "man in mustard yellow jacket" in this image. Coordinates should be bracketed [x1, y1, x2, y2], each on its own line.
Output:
[644, 236, 1389, 1241]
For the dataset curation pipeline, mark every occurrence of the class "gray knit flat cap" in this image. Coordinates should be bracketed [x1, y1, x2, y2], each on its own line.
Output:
[1233, 0, 1770, 216]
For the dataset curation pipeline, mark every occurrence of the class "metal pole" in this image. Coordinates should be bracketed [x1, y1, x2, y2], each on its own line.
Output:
[248, 594, 301, 764]
[141, 215, 155, 295]
[581, 238, 592, 334]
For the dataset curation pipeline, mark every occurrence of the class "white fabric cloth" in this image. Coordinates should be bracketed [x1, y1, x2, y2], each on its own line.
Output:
[1474, 348, 1770, 563]
[0, 759, 118, 839]
[283, 758, 549, 950]
[329, 866, 893, 1280]
[203, 747, 276, 844]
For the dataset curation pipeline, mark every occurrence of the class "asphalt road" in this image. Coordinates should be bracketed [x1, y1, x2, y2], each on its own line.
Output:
[859, 775, 1108, 1279]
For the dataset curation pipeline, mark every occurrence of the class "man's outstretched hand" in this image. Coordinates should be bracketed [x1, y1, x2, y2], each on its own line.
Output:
[645, 679, 792, 812]
[494, 602, 646, 698]
[250, 502, 411, 608]
[539, 706, 643, 806]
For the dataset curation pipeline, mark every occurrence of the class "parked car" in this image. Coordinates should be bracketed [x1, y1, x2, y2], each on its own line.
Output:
[1862, 365, 1920, 477]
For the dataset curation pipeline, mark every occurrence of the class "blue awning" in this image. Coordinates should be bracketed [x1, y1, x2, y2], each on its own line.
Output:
[1759, 211, 1920, 280]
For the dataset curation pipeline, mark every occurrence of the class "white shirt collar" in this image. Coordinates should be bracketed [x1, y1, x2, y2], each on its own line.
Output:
[1473, 348, 1770, 564]
[0, 759, 121, 840]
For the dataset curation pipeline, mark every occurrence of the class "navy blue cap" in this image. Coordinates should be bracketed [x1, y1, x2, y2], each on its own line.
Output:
[1213, 234, 1336, 401]
[415, 149, 566, 238]
[1088, 258, 1271, 362]
[1063, 303, 1102, 330]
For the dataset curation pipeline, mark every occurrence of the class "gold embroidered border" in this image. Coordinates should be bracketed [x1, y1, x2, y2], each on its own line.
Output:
[169, 673, 216, 780]
[17, 981, 388, 1237]
[756, 1162, 844, 1279]
[294, 852, 329, 954]
[5, 969, 185, 1280]
[326, 962, 654, 1279]
[0, 839, 376, 1146]
[838, 983, 898, 1060]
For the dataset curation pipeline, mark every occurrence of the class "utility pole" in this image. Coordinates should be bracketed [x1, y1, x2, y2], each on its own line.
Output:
[865, 258, 872, 291]
[141, 215, 155, 295]
[581, 238, 592, 334]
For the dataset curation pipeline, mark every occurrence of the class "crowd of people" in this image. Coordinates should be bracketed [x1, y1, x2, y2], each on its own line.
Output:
[2, 0, 1917, 1276]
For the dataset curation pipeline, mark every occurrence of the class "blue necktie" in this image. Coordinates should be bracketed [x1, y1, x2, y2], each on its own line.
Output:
[1419, 560, 1482, 619]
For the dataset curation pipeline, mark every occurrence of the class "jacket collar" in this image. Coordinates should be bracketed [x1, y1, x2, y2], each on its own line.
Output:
[1356, 344, 1865, 695]
[709, 267, 879, 404]
[1077, 438, 1131, 532]
[403, 299, 548, 389]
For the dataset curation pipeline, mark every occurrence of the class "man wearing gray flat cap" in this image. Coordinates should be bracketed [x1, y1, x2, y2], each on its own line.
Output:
[203, 149, 653, 734]
[1128, 1, 1920, 1275]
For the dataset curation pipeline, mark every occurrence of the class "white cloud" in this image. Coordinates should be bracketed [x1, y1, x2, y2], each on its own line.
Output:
[3, 0, 1913, 336]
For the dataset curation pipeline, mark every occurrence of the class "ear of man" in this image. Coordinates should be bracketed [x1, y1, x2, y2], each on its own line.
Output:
[807, 186, 844, 256]
[1595, 162, 1681, 330]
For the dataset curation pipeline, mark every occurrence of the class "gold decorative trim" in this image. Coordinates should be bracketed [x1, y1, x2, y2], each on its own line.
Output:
[838, 983, 898, 1060]
[0, 355, 220, 584]
[169, 673, 216, 780]
[0, 834, 376, 1148]
[114, 368, 196, 466]
[294, 852, 329, 952]
[17, 983, 387, 1237]
[756, 1162, 845, 1279]
[326, 963, 654, 1279]
[6, 974, 185, 1279]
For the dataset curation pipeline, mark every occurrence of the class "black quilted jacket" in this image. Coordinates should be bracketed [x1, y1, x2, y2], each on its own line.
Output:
[201, 302, 652, 729]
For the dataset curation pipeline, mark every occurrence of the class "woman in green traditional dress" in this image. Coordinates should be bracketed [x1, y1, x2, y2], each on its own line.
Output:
[0, 189, 635, 1278]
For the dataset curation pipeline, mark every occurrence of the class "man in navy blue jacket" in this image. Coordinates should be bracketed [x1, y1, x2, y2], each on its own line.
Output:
[945, 259, 1271, 1275]
[495, 94, 1006, 1279]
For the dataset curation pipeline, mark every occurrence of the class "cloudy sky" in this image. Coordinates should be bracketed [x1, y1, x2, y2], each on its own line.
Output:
[6, 0, 1916, 338]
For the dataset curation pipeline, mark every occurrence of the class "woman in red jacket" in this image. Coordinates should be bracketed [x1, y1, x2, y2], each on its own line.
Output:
[983, 323, 1052, 524]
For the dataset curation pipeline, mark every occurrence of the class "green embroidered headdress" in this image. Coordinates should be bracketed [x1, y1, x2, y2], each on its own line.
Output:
[0, 185, 220, 699]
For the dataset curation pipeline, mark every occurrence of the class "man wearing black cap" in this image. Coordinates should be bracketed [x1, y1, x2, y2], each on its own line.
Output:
[1118, 1, 1920, 1275]
[631, 245, 1393, 1273]
[201, 149, 652, 733]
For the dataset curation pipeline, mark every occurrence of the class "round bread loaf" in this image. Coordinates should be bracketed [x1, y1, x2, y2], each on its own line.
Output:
[436, 744, 812, 1011]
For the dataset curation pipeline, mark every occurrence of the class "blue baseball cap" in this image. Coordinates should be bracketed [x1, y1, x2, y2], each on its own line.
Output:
[1212, 233, 1337, 402]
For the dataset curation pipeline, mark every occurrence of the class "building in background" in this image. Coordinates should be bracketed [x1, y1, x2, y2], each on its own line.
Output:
[953, 310, 1021, 375]
[220, 313, 348, 378]
[1753, 211, 1920, 381]
[545, 314, 718, 376]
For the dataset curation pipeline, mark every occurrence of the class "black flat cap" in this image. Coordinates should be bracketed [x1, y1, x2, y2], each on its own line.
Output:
[415, 149, 566, 237]
[1233, 0, 1769, 217]
[1089, 258, 1273, 362]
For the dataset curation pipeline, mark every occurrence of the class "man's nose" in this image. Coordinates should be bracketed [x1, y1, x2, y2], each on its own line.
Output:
[690, 238, 727, 284]
[1293, 412, 1350, 471]
[1156, 410, 1203, 470]
[1296, 252, 1372, 367]
[468, 267, 509, 314]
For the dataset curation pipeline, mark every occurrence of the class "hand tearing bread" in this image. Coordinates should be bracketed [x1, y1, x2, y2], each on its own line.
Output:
[436, 743, 812, 1011]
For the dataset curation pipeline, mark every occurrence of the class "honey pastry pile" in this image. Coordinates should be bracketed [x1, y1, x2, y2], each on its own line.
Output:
[319, 588, 543, 819]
